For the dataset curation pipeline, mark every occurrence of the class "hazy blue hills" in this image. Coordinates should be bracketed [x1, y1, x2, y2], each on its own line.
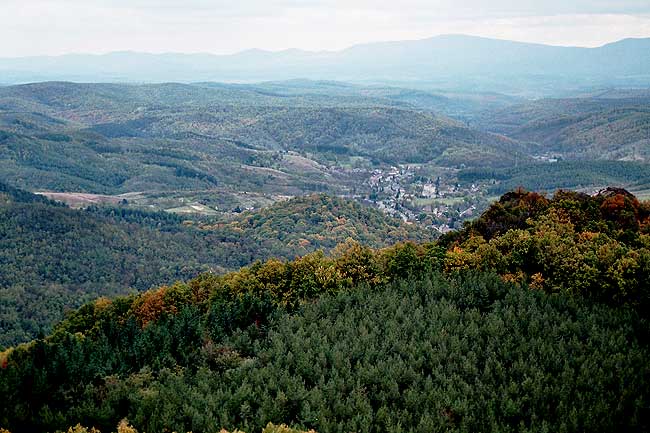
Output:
[2, 35, 649, 94]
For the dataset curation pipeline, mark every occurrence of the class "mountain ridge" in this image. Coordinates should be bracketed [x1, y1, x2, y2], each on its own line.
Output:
[2, 34, 645, 60]
[2, 35, 649, 95]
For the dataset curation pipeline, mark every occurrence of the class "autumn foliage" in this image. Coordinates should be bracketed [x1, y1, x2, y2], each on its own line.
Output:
[1, 188, 649, 433]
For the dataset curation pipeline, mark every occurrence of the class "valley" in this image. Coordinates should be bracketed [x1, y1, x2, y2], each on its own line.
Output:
[2, 81, 648, 234]
[2, 79, 648, 351]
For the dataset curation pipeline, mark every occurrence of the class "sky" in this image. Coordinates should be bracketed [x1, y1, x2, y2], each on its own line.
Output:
[2, 0, 650, 57]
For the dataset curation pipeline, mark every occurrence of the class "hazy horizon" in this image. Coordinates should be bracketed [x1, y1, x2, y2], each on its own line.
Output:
[2, 32, 649, 59]
[3, 0, 650, 57]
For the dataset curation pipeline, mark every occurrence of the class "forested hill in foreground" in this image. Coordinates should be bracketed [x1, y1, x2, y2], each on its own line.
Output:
[1, 188, 649, 433]
[0, 184, 431, 348]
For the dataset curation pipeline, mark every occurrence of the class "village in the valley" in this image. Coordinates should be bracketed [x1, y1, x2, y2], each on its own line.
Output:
[357, 164, 494, 234]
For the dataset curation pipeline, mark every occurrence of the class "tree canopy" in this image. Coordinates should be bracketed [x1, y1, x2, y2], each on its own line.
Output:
[1, 187, 649, 433]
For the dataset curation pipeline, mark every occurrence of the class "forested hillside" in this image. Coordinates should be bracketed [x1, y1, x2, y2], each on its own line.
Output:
[207, 194, 431, 254]
[0, 82, 526, 195]
[3, 81, 649, 231]
[0, 184, 430, 348]
[459, 160, 650, 194]
[477, 93, 650, 161]
[1, 188, 648, 433]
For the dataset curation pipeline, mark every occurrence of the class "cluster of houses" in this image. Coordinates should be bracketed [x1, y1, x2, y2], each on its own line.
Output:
[362, 165, 488, 232]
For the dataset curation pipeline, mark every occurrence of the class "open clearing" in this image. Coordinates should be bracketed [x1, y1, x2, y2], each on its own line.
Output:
[35, 192, 125, 208]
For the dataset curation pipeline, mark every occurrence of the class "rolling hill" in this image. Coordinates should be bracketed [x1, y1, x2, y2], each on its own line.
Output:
[477, 92, 650, 161]
[0, 183, 432, 348]
[0, 81, 527, 195]
[1, 188, 649, 433]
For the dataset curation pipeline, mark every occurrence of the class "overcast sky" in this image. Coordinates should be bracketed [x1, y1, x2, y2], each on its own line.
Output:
[3, 0, 650, 57]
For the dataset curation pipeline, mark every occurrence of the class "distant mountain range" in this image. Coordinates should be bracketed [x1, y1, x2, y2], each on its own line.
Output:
[2, 35, 650, 95]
